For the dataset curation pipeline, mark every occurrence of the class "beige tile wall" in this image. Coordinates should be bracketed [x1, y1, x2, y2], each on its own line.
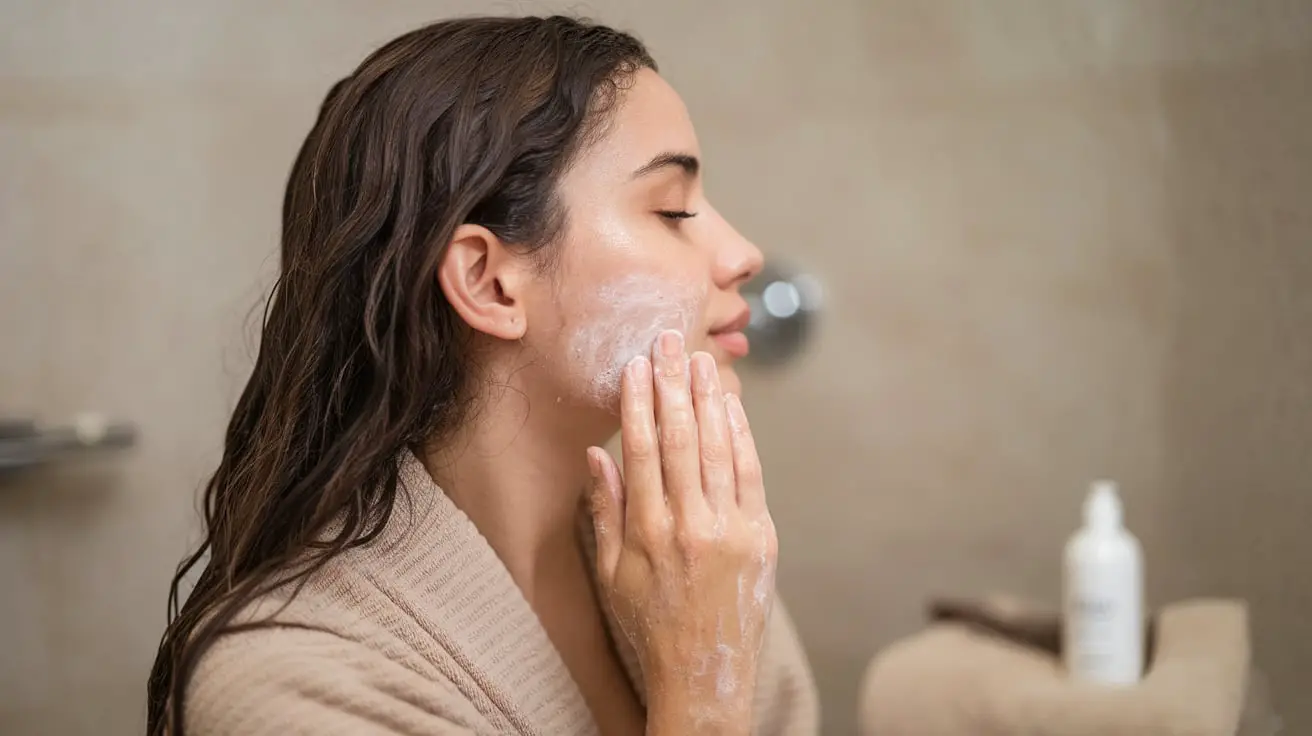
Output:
[1, 1, 1308, 734]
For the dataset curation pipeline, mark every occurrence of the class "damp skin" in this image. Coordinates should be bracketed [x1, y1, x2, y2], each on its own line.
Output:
[567, 272, 706, 409]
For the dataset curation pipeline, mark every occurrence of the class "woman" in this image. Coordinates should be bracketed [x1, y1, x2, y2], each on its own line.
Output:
[147, 14, 819, 736]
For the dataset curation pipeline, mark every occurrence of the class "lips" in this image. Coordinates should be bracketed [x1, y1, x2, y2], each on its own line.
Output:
[711, 308, 752, 335]
[709, 307, 752, 358]
[712, 331, 750, 358]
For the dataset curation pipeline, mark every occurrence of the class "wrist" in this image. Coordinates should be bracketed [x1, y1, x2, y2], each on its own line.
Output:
[646, 680, 755, 736]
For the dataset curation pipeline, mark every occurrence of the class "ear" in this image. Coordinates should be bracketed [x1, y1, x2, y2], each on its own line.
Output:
[438, 224, 530, 341]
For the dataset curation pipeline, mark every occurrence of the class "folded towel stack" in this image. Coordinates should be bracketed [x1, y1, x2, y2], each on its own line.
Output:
[858, 596, 1279, 736]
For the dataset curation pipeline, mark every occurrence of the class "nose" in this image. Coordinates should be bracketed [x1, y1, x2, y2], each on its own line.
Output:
[712, 213, 765, 290]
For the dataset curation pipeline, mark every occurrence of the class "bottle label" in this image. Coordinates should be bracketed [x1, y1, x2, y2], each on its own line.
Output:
[1063, 581, 1143, 684]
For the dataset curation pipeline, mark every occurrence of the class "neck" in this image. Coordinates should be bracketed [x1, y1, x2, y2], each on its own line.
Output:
[421, 381, 616, 601]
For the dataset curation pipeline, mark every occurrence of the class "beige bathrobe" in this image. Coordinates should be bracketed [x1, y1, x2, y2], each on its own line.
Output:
[185, 450, 820, 735]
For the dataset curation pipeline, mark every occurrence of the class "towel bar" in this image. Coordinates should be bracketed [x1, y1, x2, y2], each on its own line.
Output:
[0, 414, 137, 475]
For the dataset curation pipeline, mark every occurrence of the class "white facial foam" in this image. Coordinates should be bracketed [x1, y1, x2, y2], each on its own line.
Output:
[568, 272, 705, 408]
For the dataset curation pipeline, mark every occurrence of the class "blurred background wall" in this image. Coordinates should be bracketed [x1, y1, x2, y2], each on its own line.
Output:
[2, 1, 1309, 734]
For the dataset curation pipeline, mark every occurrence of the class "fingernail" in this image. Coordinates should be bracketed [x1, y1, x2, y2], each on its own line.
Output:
[692, 352, 716, 384]
[658, 330, 683, 358]
[586, 447, 601, 479]
[626, 355, 650, 382]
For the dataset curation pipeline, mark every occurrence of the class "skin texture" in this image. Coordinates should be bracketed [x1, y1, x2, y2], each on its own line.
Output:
[429, 68, 773, 735]
[591, 335, 778, 734]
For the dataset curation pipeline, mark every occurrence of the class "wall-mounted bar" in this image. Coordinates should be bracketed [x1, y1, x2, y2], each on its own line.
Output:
[0, 415, 137, 475]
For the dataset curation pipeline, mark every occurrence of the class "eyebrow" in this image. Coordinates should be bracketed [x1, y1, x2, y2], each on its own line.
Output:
[630, 152, 700, 180]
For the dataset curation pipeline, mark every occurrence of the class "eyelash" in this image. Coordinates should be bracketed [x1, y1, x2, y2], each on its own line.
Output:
[656, 210, 698, 221]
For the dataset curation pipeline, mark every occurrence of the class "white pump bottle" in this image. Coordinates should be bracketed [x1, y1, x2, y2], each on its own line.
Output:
[1062, 480, 1144, 685]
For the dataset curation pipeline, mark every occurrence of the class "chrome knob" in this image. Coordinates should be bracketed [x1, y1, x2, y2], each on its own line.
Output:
[742, 263, 822, 367]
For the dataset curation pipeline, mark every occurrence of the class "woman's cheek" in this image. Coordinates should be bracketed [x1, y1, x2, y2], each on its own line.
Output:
[566, 272, 707, 410]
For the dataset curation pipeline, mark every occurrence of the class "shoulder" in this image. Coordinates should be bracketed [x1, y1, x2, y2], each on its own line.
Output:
[184, 623, 484, 735]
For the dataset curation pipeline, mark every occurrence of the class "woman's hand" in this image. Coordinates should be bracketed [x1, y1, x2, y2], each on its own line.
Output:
[588, 329, 777, 735]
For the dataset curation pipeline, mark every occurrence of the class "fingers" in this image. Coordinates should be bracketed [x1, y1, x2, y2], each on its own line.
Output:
[690, 352, 735, 510]
[725, 392, 766, 517]
[588, 447, 624, 582]
[620, 354, 666, 529]
[651, 330, 705, 516]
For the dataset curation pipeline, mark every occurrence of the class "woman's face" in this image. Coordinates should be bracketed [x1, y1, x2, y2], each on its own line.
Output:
[523, 68, 763, 413]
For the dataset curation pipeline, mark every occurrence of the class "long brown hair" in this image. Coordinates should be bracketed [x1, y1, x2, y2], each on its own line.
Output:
[146, 16, 654, 735]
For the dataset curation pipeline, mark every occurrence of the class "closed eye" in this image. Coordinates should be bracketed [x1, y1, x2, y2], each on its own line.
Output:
[656, 210, 698, 220]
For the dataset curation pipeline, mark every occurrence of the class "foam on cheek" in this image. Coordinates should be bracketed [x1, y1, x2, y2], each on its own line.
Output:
[569, 273, 704, 407]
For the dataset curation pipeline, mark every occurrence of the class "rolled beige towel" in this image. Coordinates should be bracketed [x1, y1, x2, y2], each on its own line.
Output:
[859, 597, 1279, 736]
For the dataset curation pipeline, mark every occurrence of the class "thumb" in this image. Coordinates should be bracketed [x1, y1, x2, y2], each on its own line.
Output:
[587, 447, 624, 583]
